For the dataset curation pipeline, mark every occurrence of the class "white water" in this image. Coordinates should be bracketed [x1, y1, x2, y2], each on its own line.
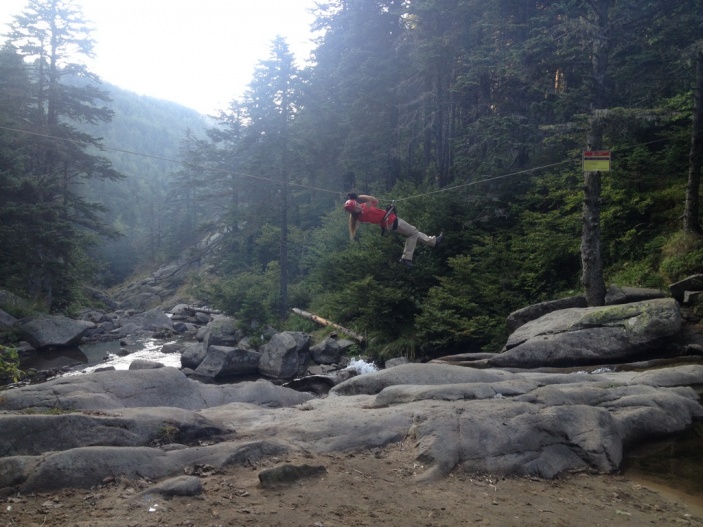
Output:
[59, 339, 181, 377]
[345, 358, 379, 374]
[59, 345, 377, 378]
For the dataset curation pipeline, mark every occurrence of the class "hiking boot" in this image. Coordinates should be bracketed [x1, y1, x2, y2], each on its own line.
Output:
[435, 232, 444, 248]
[399, 258, 414, 269]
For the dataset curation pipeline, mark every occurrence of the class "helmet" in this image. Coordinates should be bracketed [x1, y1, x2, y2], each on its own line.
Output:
[344, 199, 359, 212]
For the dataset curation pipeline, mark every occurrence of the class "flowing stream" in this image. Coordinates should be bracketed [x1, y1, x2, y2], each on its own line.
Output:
[20, 337, 181, 377]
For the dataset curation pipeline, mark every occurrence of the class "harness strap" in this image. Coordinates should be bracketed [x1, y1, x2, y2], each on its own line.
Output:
[380, 201, 396, 236]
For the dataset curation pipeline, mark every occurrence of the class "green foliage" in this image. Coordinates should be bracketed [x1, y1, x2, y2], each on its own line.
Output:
[0, 345, 22, 384]
[608, 260, 667, 290]
[205, 264, 281, 328]
[373, 335, 423, 362]
[0, 2, 126, 310]
[415, 255, 506, 354]
[659, 232, 703, 282]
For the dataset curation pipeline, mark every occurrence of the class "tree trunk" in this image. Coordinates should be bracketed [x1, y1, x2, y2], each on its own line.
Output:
[581, 0, 611, 307]
[280, 176, 289, 318]
[279, 96, 290, 319]
[291, 308, 365, 342]
[684, 44, 703, 235]
[581, 169, 606, 305]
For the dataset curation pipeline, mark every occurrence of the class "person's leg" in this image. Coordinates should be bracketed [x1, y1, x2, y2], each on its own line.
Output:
[395, 219, 437, 260]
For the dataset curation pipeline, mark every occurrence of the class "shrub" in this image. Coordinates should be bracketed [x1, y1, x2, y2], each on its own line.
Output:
[0, 345, 23, 384]
[607, 260, 667, 290]
[659, 232, 703, 282]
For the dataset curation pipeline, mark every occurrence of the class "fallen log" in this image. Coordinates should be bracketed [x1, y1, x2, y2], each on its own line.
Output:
[291, 308, 365, 343]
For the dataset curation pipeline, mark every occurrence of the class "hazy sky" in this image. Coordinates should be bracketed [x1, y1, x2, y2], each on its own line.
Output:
[0, 0, 320, 114]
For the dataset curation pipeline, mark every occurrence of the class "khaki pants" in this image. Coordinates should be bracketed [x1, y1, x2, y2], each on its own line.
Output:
[394, 218, 437, 261]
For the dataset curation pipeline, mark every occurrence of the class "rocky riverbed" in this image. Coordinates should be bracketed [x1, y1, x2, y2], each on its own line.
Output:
[2, 281, 703, 526]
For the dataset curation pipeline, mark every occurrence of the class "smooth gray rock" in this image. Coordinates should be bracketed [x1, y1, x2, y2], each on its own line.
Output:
[119, 308, 173, 331]
[135, 475, 203, 498]
[0, 309, 17, 329]
[385, 357, 411, 368]
[670, 274, 703, 303]
[195, 326, 209, 342]
[415, 401, 620, 480]
[604, 285, 666, 306]
[1, 441, 288, 494]
[506, 295, 587, 334]
[169, 304, 192, 317]
[0, 364, 701, 495]
[181, 342, 206, 369]
[330, 363, 515, 396]
[259, 332, 308, 380]
[0, 407, 226, 456]
[490, 299, 681, 368]
[129, 359, 164, 370]
[194, 346, 261, 379]
[161, 342, 184, 354]
[0, 367, 314, 411]
[19, 315, 94, 349]
[258, 464, 327, 488]
[371, 379, 540, 406]
[204, 317, 242, 348]
[310, 337, 343, 365]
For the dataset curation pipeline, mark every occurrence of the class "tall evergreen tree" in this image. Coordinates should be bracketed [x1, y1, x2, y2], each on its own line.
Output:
[309, 0, 407, 190]
[3, 0, 122, 309]
[239, 37, 301, 318]
[0, 44, 34, 294]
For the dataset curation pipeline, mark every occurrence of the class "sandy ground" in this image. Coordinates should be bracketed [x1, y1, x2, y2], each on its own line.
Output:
[2, 441, 702, 527]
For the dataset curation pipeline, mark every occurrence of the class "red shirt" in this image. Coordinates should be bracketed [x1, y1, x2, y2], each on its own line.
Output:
[358, 203, 397, 229]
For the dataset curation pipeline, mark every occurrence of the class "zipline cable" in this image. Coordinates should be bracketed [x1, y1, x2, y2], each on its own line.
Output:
[0, 124, 341, 197]
[0, 125, 675, 204]
[391, 137, 673, 203]
[391, 160, 576, 203]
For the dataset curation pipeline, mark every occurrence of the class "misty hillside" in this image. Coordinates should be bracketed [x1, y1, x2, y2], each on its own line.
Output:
[88, 81, 209, 180]
[81, 83, 212, 285]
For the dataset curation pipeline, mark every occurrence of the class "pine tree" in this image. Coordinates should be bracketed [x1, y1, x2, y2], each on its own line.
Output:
[240, 37, 301, 318]
[3, 0, 123, 310]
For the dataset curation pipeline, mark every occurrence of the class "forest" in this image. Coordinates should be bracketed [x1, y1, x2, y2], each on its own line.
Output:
[1, 0, 702, 361]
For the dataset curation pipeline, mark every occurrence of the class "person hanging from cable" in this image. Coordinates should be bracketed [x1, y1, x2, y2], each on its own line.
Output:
[343, 193, 443, 268]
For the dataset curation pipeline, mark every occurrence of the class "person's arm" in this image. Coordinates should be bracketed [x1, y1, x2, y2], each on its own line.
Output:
[357, 194, 378, 207]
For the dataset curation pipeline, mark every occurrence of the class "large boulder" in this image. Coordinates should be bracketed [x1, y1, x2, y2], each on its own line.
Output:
[488, 298, 681, 369]
[259, 332, 312, 380]
[506, 295, 587, 334]
[310, 337, 345, 365]
[604, 285, 667, 306]
[670, 274, 703, 303]
[180, 342, 207, 369]
[19, 315, 95, 349]
[121, 307, 174, 332]
[194, 346, 262, 379]
[203, 317, 242, 348]
[0, 309, 18, 330]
